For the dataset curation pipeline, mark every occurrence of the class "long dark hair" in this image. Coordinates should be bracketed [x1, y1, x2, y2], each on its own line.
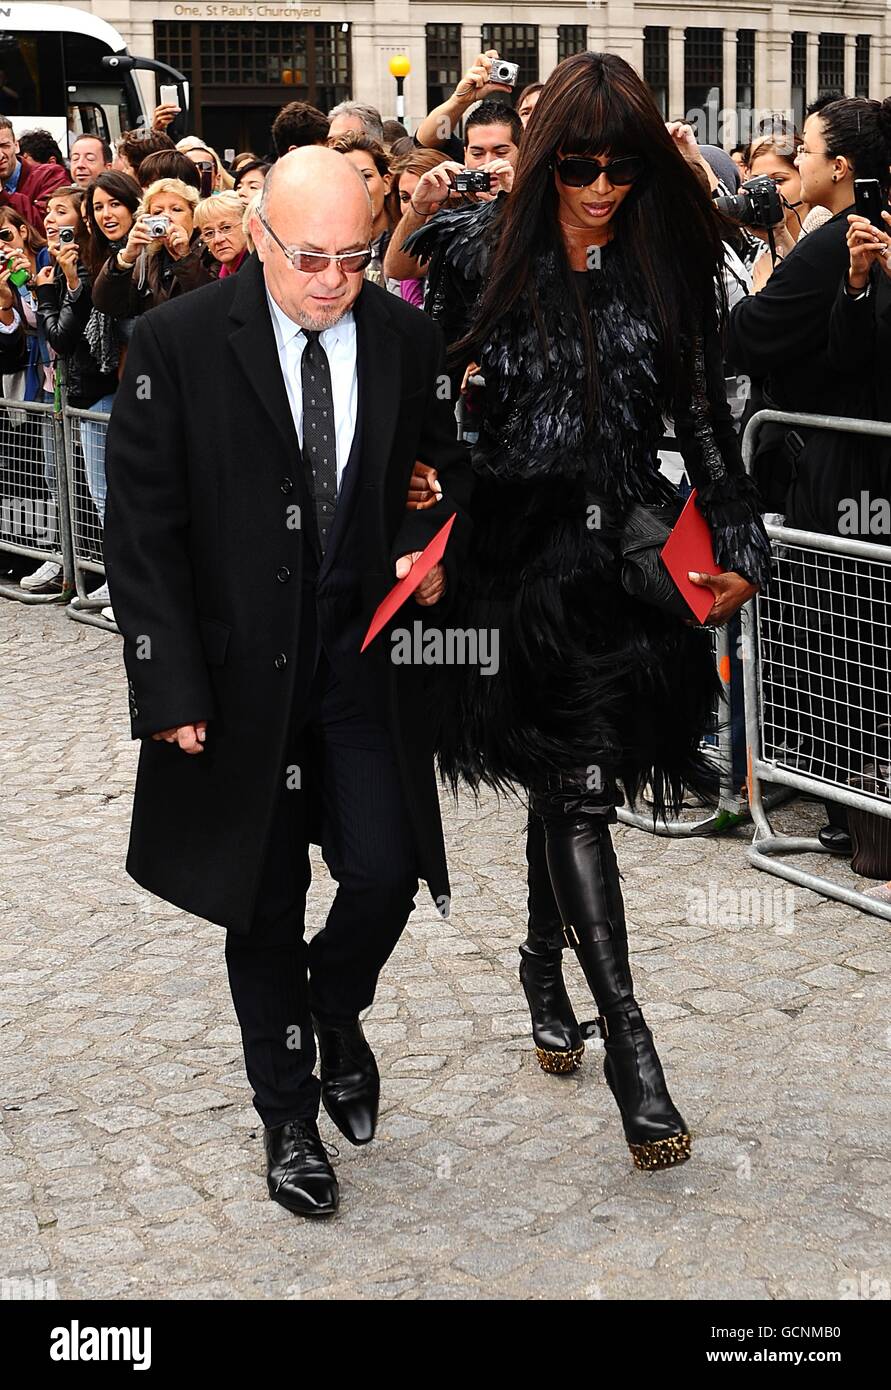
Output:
[816, 96, 891, 198]
[455, 51, 729, 422]
[83, 170, 142, 278]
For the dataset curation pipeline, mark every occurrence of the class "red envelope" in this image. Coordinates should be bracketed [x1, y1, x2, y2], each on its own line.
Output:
[360, 512, 456, 652]
[660, 488, 725, 624]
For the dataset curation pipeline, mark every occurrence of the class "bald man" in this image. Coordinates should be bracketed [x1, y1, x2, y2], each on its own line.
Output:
[104, 148, 473, 1218]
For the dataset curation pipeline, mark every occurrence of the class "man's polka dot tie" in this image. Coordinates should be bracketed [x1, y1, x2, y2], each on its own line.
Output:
[301, 331, 337, 553]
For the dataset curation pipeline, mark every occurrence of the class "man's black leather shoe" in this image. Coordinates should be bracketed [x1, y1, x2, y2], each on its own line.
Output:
[312, 1015, 380, 1146]
[265, 1119, 339, 1217]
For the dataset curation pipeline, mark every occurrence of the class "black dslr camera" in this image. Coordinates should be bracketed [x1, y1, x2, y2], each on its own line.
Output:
[452, 169, 492, 194]
[714, 174, 784, 229]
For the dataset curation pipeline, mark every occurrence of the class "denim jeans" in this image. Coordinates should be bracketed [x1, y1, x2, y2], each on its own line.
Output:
[78, 393, 116, 528]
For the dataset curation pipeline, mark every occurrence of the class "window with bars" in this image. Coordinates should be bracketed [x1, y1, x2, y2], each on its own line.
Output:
[791, 32, 807, 130]
[425, 23, 461, 112]
[643, 26, 669, 117]
[153, 22, 350, 102]
[855, 35, 870, 97]
[685, 28, 723, 133]
[558, 26, 587, 64]
[480, 25, 540, 91]
[818, 33, 845, 98]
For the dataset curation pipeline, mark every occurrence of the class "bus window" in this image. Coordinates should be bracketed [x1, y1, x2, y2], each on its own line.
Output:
[0, 32, 64, 117]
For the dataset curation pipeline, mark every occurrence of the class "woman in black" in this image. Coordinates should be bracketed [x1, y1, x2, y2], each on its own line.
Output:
[421, 53, 771, 1171]
[728, 97, 891, 851]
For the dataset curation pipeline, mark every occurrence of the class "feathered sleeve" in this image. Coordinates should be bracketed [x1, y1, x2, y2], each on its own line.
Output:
[404, 196, 504, 357]
[671, 301, 773, 591]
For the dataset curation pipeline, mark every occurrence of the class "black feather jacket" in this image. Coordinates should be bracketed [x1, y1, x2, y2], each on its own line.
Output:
[409, 199, 772, 815]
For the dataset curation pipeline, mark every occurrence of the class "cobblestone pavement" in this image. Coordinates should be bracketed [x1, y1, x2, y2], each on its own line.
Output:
[1, 599, 889, 1301]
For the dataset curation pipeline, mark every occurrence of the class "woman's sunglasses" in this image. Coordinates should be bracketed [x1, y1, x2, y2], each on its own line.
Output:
[0, 227, 17, 242]
[556, 155, 645, 188]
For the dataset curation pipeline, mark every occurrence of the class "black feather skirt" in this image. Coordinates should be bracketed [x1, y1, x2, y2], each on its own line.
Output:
[436, 473, 720, 819]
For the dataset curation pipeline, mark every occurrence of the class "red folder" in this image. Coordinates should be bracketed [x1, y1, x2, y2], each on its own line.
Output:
[361, 512, 456, 652]
[660, 488, 725, 624]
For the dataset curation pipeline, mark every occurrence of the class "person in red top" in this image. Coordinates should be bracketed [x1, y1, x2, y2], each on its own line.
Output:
[0, 117, 68, 234]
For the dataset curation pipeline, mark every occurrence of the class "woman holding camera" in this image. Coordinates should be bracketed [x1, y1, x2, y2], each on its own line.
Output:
[429, 52, 771, 1171]
[92, 177, 212, 321]
[0, 207, 55, 587]
[729, 96, 891, 855]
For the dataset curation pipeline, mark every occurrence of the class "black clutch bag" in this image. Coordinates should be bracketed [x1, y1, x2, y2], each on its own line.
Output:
[619, 500, 695, 622]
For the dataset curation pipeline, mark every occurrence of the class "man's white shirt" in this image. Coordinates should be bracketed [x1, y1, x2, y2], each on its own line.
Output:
[265, 288, 358, 493]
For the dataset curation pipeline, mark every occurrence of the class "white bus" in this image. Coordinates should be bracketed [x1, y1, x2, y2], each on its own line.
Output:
[0, 4, 148, 152]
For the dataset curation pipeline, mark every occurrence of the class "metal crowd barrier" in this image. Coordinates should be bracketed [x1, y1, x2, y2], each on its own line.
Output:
[0, 396, 72, 604]
[62, 401, 117, 632]
[741, 408, 891, 921]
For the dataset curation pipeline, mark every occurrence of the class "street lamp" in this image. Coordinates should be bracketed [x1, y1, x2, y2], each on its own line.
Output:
[388, 54, 410, 123]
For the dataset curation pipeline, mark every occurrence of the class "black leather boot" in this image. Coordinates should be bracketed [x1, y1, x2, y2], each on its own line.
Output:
[312, 1015, 380, 1146]
[520, 815, 584, 1075]
[542, 813, 691, 1172]
[265, 1118, 339, 1217]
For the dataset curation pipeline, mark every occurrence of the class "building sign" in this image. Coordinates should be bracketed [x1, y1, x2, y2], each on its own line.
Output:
[170, 4, 325, 17]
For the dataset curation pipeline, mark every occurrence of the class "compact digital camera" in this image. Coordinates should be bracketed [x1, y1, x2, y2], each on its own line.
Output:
[453, 169, 492, 194]
[490, 59, 519, 86]
[144, 214, 171, 239]
[58, 227, 75, 245]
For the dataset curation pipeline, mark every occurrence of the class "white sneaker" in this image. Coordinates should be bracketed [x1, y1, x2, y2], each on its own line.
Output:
[85, 580, 111, 606]
[101, 606, 116, 625]
[20, 560, 63, 593]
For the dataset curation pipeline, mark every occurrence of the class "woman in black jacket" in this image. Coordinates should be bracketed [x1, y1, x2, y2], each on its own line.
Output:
[426, 53, 771, 1171]
[36, 185, 119, 419]
[34, 184, 119, 611]
[728, 96, 891, 850]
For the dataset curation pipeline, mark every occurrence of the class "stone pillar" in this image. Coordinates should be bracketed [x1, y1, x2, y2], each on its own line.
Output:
[668, 27, 685, 121]
[540, 25, 559, 82]
[844, 33, 856, 96]
[724, 28, 737, 146]
[806, 32, 820, 104]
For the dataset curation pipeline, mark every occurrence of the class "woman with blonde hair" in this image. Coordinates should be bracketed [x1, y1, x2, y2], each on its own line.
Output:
[92, 177, 212, 320]
[176, 137, 235, 192]
[194, 189, 248, 277]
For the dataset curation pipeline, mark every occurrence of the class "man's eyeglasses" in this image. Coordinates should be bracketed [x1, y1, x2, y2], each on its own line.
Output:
[556, 155, 645, 188]
[256, 210, 372, 274]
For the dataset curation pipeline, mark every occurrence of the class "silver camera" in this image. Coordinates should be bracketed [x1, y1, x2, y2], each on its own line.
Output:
[144, 214, 170, 239]
[58, 226, 75, 244]
[490, 59, 519, 86]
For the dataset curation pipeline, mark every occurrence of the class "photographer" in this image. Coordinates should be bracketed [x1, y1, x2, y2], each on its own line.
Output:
[385, 148, 451, 305]
[743, 132, 811, 291]
[415, 50, 518, 157]
[30, 185, 120, 608]
[92, 177, 212, 320]
[383, 101, 518, 294]
[0, 206, 54, 585]
[728, 95, 891, 855]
